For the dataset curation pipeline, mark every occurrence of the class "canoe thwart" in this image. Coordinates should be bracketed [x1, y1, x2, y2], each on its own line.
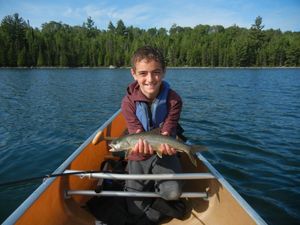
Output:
[64, 170, 215, 180]
[65, 190, 208, 198]
[92, 132, 121, 144]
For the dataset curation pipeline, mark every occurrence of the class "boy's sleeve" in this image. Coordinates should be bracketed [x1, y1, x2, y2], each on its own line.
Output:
[161, 91, 182, 136]
[121, 96, 144, 134]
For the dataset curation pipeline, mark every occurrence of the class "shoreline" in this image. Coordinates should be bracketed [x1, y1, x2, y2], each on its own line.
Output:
[0, 66, 300, 69]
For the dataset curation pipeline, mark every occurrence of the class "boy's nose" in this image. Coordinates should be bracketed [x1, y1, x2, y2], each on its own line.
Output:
[146, 73, 154, 82]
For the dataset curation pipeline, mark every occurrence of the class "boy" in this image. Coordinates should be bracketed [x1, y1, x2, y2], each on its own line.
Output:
[121, 46, 184, 224]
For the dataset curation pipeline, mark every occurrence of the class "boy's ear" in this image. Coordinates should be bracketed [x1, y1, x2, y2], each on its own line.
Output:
[131, 68, 137, 80]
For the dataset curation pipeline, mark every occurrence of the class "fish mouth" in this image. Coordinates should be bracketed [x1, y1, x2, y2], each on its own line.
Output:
[109, 148, 116, 152]
[108, 144, 116, 151]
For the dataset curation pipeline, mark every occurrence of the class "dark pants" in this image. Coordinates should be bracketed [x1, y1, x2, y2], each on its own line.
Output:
[126, 155, 183, 222]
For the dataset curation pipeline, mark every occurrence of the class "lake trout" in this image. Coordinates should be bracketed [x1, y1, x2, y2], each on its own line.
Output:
[108, 131, 207, 167]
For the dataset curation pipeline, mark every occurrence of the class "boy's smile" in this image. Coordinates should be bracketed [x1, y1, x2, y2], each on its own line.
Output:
[131, 59, 165, 101]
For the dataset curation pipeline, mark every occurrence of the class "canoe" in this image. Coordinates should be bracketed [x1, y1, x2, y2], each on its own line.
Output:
[3, 110, 267, 225]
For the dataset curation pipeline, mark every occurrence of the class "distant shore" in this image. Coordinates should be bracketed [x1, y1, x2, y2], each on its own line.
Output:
[1, 66, 300, 69]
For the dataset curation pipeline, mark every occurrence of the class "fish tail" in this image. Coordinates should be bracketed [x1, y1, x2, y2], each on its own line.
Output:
[187, 153, 197, 167]
[187, 145, 208, 167]
[190, 145, 208, 154]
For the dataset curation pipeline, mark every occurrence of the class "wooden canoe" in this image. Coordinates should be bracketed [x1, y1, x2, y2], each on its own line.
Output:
[3, 110, 267, 225]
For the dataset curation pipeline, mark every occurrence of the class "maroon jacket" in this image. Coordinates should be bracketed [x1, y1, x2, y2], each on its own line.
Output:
[121, 81, 182, 135]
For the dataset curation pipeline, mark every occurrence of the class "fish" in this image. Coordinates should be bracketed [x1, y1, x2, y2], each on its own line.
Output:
[107, 130, 207, 167]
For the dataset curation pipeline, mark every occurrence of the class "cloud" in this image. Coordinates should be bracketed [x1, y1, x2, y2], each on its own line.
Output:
[109, 4, 153, 25]
[149, 2, 245, 29]
[51, 3, 153, 29]
[82, 4, 113, 19]
[81, 3, 154, 28]
[62, 7, 82, 19]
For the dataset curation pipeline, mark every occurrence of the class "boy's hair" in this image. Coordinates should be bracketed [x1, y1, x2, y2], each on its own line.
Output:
[131, 46, 166, 72]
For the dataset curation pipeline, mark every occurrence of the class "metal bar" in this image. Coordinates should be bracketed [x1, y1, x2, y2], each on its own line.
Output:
[66, 190, 208, 198]
[64, 170, 215, 180]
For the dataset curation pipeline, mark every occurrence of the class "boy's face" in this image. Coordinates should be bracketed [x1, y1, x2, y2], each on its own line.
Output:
[131, 58, 165, 101]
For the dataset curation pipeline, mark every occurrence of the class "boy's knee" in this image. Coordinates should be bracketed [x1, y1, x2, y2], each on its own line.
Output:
[157, 181, 182, 200]
[161, 189, 181, 200]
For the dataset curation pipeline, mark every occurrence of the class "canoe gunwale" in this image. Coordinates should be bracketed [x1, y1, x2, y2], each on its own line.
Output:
[196, 153, 268, 225]
[2, 109, 122, 225]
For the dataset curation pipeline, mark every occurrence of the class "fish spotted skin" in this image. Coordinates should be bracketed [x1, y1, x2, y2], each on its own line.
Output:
[108, 131, 207, 167]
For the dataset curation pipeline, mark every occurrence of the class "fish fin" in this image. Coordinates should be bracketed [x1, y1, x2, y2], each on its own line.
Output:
[125, 150, 130, 158]
[147, 128, 161, 135]
[104, 136, 118, 141]
[188, 154, 197, 167]
[156, 150, 163, 158]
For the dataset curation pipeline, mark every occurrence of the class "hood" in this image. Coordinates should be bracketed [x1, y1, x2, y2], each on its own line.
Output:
[126, 81, 150, 102]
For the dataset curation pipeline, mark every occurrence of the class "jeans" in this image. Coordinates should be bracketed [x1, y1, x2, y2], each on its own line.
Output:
[125, 154, 183, 222]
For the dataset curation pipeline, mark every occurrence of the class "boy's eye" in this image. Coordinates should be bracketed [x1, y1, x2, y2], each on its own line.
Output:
[138, 72, 147, 76]
[137, 70, 162, 76]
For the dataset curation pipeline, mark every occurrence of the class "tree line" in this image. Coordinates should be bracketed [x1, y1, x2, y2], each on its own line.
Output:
[0, 13, 299, 67]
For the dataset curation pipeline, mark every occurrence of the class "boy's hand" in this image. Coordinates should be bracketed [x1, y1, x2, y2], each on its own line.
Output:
[160, 131, 177, 155]
[133, 138, 154, 155]
[131, 130, 177, 156]
[132, 129, 154, 155]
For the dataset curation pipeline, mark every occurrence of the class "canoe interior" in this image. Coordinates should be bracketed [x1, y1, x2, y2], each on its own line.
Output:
[8, 111, 260, 225]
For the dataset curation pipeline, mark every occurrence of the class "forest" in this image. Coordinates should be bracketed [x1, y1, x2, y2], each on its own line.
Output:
[0, 13, 299, 67]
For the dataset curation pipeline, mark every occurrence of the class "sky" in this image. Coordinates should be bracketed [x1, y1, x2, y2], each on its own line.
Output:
[0, 0, 299, 32]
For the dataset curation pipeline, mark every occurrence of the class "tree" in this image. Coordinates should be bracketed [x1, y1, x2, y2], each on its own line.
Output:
[108, 21, 115, 33]
[285, 38, 300, 66]
[1, 13, 28, 66]
[116, 20, 126, 35]
[249, 16, 265, 66]
[37, 47, 45, 66]
[83, 16, 98, 37]
[17, 47, 26, 66]
[1, 13, 300, 67]
[251, 16, 264, 31]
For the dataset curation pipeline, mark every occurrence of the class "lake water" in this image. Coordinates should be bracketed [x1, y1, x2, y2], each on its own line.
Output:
[0, 68, 299, 224]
